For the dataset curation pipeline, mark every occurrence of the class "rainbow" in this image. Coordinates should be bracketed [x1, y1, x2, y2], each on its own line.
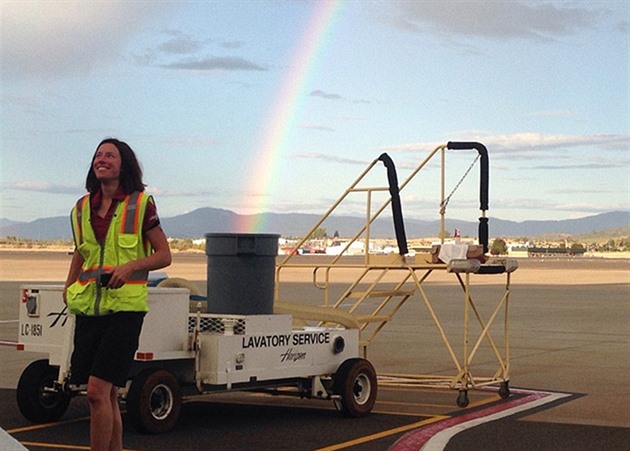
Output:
[234, 0, 344, 232]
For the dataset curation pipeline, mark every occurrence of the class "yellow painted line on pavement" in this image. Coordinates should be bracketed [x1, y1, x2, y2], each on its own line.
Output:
[377, 399, 455, 409]
[372, 408, 436, 418]
[20, 442, 142, 451]
[314, 415, 450, 451]
[20, 442, 90, 450]
[7, 416, 89, 434]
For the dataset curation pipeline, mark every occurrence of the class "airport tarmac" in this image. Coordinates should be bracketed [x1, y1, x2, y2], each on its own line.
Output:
[0, 251, 629, 449]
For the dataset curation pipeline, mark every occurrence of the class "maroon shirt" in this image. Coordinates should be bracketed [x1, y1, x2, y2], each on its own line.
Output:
[90, 188, 160, 243]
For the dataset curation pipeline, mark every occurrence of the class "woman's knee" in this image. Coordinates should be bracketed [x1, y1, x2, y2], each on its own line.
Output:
[86, 376, 114, 405]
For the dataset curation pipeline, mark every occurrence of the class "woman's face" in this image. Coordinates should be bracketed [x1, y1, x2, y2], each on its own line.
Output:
[92, 143, 122, 183]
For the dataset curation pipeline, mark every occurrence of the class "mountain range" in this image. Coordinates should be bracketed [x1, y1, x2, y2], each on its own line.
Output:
[1, 209, 628, 241]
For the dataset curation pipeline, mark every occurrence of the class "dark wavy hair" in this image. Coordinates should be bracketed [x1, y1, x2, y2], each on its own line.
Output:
[85, 138, 145, 194]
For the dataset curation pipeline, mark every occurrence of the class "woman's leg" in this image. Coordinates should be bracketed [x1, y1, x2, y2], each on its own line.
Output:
[87, 376, 121, 451]
[109, 385, 123, 451]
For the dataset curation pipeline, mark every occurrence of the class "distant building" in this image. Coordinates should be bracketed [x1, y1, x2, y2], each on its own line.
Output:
[527, 247, 586, 258]
[507, 245, 529, 258]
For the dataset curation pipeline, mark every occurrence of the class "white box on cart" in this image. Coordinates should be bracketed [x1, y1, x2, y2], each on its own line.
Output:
[18, 285, 72, 367]
[18, 285, 192, 367]
[136, 287, 191, 360]
[197, 314, 360, 386]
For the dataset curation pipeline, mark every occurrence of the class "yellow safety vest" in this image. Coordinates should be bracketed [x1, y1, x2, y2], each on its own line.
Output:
[66, 191, 152, 316]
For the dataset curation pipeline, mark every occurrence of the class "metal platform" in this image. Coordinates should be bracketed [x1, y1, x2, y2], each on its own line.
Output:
[274, 142, 518, 405]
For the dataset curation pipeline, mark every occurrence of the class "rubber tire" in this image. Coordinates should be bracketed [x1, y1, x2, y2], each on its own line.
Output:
[499, 381, 510, 399]
[332, 358, 377, 417]
[17, 359, 70, 423]
[456, 390, 469, 408]
[126, 369, 182, 434]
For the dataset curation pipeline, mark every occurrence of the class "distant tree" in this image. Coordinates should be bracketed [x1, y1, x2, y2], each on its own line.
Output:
[169, 238, 202, 251]
[312, 227, 327, 239]
[490, 238, 508, 255]
[333, 230, 340, 238]
[570, 242, 584, 250]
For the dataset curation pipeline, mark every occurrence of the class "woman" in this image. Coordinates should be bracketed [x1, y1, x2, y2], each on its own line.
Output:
[63, 138, 172, 451]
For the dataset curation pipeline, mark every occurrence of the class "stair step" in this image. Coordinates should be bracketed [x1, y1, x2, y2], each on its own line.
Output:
[347, 289, 414, 299]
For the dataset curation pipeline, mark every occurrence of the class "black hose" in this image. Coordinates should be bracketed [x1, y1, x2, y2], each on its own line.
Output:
[377, 153, 408, 255]
[479, 217, 489, 253]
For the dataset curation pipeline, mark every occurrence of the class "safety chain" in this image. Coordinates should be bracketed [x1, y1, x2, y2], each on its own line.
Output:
[440, 153, 481, 214]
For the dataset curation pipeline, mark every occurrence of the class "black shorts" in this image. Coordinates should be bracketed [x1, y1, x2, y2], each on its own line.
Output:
[70, 312, 145, 387]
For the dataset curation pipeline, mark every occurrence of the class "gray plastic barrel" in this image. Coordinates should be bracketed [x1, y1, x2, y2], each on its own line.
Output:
[205, 233, 279, 315]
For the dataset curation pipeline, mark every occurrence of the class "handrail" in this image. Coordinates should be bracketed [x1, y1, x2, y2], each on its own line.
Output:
[447, 141, 490, 252]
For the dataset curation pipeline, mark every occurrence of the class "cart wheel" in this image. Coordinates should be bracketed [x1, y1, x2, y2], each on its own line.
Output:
[456, 390, 469, 408]
[499, 381, 510, 399]
[17, 359, 70, 423]
[332, 358, 377, 417]
[126, 368, 182, 434]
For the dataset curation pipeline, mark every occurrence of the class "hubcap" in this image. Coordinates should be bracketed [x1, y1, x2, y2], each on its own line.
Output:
[353, 374, 371, 405]
[149, 384, 173, 420]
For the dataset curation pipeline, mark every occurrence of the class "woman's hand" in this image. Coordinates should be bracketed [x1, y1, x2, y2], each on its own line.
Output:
[106, 262, 135, 289]
[107, 226, 172, 288]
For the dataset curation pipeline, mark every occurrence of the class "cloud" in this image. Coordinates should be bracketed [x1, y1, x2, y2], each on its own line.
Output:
[133, 29, 265, 71]
[2, 1, 174, 78]
[494, 197, 628, 216]
[160, 56, 266, 71]
[294, 152, 368, 166]
[161, 137, 222, 148]
[8, 181, 82, 195]
[387, 1, 605, 41]
[309, 90, 371, 105]
[5, 180, 221, 200]
[300, 124, 335, 132]
[382, 132, 629, 156]
[528, 162, 627, 170]
[615, 19, 629, 33]
[220, 41, 247, 49]
[526, 110, 573, 118]
[402, 190, 627, 220]
[157, 31, 207, 55]
[553, 188, 616, 195]
[310, 90, 342, 100]
[478, 132, 629, 153]
[144, 186, 215, 198]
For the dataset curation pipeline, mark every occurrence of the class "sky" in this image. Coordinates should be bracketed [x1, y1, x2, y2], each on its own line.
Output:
[1, 0, 629, 232]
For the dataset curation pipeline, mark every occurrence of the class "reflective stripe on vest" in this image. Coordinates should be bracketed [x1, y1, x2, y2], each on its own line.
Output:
[73, 195, 89, 247]
[121, 191, 142, 235]
[76, 267, 149, 285]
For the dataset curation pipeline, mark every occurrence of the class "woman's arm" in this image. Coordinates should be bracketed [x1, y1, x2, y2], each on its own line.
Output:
[143, 225, 173, 271]
[63, 249, 84, 304]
